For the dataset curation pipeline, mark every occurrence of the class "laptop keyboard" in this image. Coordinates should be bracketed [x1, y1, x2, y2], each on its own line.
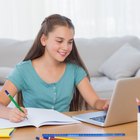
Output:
[90, 115, 106, 123]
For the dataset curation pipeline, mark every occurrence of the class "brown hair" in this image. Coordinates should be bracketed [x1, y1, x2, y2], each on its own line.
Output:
[17, 14, 90, 111]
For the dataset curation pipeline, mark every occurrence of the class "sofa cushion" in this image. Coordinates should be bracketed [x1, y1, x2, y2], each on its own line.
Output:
[99, 43, 140, 80]
[0, 67, 13, 84]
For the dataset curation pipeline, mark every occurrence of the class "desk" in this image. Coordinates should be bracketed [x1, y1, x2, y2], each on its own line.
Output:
[1, 110, 137, 140]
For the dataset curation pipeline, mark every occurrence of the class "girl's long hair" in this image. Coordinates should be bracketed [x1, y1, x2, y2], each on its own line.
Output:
[17, 14, 90, 111]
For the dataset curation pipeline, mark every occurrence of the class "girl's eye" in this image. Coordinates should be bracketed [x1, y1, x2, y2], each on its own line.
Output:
[56, 40, 63, 43]
[68, 41, 73, 45]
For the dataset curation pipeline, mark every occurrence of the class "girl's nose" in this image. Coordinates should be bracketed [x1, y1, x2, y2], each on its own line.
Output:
[62, 43, 69, 50]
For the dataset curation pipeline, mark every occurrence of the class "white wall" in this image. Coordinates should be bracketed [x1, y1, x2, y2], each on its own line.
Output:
[0, 0, 140, 40]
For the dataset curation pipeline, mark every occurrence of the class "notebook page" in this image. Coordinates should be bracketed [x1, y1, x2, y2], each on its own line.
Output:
[27, 108, 80, 127]
[0, 117, 33, 129]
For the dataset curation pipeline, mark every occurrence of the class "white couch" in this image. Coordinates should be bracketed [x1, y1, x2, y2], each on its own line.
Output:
[1, 36, 140, 99]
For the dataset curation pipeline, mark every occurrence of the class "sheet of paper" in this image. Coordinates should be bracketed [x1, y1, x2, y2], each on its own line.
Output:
[138, 113, 140, 140]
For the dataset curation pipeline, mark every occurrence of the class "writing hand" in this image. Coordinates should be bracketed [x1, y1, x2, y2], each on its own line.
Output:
[8, 107, 28, 122]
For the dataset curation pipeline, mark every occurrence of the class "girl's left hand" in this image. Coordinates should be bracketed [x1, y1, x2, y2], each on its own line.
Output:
[102, 99, 110, 110]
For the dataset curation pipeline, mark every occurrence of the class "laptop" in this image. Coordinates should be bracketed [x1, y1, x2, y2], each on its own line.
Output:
[72, 77, 140, 127]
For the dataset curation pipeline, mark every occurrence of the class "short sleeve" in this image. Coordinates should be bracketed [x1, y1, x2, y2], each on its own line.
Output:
[7, 65, 24, 91]
[74, 65, 87, 85]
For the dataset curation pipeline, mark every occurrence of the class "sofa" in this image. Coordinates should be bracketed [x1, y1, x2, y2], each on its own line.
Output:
[0, 36, 140, 101]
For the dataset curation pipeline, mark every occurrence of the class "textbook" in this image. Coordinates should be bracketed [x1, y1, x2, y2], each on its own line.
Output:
[0, 108, 80, 129]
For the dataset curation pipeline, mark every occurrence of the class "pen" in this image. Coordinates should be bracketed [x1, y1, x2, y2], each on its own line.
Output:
[136, 98, 140, 112]
[5, 90, 28, 119]
[42, 133, 125, 138]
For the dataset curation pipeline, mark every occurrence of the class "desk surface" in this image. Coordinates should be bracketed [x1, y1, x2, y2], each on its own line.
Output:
[2, 110, 137, 140]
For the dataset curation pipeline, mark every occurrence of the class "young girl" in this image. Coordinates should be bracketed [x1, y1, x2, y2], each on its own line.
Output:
[0, 14, 109, 123]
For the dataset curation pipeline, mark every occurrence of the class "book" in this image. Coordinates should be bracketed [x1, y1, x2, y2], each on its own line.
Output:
[0, 128, 15, 137]
[0, 108, 80, 129]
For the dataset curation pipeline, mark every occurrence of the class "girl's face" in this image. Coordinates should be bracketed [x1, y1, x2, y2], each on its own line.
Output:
[42, 26, 74, 63]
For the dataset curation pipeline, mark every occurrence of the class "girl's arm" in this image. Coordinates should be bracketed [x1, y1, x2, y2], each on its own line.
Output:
[0, 80, 27, 122]
[77, 77, 109, 110]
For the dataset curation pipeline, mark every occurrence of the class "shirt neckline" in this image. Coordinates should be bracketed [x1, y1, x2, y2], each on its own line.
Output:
[28, 60, 68, 85]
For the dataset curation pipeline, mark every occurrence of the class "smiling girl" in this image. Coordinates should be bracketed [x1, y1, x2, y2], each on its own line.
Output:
[0, 14, 109, 122]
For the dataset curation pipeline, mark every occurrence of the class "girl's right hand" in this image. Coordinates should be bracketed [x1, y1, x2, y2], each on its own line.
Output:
[8, 107, 28, 122]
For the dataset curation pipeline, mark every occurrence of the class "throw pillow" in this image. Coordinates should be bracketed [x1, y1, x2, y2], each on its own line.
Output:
[0, 67, 13, 84]
[135, 69, 140, 77]
[99, 43, 140, 80]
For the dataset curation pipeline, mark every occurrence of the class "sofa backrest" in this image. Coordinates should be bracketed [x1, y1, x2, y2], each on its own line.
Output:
[0, 36, 140, 77]
[0, 39, 33, 67]
[75, 36, 140, 76]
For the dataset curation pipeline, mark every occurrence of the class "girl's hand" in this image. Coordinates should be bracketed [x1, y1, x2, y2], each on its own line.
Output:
[8, 107, 28, 122]
[95, 99, 109, 110]
[102, 99, 109, 110]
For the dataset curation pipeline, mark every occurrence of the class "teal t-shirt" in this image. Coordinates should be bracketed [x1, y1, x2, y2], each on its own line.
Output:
[8, 60, 87, 112]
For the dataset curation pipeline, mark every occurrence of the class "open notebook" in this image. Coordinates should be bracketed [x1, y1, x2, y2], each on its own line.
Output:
[0, 108, 80, 129]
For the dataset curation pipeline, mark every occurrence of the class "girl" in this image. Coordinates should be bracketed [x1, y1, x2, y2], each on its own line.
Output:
[0, 14, 109, 122]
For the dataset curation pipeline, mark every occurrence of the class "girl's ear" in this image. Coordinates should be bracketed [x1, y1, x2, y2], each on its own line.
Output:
[40, 34, 47, 46]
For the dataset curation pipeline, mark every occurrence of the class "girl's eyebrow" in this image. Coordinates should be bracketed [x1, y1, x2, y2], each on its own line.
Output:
[56, 37, 74, 41]
[55, 37, 63, 40]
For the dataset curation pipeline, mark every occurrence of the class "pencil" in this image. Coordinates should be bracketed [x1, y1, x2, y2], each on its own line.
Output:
[5, 90, 28, 119]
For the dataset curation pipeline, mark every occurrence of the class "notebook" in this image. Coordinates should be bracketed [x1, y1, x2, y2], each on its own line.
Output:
[72, 77, 140, 127]
[0, 108, 80, 129]
[0, 128, 15, 138]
